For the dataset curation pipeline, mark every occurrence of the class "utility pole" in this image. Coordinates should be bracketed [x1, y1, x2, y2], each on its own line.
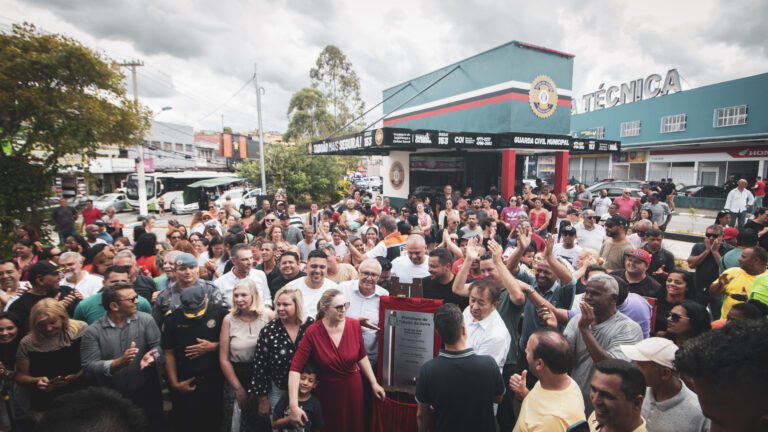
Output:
[254, 64, 267, 193]
[121, 60, 148, 217]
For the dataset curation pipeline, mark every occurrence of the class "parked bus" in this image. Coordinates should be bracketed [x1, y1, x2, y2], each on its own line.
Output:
[125, 171, 239, 211]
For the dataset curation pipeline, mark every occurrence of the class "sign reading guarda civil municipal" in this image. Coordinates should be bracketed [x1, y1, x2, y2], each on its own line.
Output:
[580, 69, 682, 113]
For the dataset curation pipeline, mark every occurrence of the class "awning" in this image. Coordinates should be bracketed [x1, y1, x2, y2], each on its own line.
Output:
[308, 127, 620, 156]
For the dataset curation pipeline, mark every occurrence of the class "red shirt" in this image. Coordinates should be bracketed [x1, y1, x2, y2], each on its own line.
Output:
[613, 196, 638, 220]
[755, 181, 765, 197]
[82, 207, 103, 225]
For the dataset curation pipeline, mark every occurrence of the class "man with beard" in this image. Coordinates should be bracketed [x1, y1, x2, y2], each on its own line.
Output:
[214, 243, 271, 308]
[422, 247, 468, 310]
[286, 250, 336, 318]
[268, 251, 306, 297]
[59, 252, 102, 298]
[601, 215, 634, 272]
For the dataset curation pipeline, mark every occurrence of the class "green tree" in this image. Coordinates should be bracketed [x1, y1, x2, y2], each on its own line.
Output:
[0, 23, 148, 253]
[283, 87, 336, 141]
[309, 45, 364, 129]
[236, 143, 354, 203]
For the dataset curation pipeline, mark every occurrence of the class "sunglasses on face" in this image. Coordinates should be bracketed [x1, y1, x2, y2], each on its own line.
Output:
[585, 216, 596, 220]
[120, 296, 139, 303]
[333, 302, 351, 312]
[667, 311, 690, 322]
[705, 233, 720, 238]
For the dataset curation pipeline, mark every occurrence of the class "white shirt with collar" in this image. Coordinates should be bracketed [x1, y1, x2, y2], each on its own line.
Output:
[214, 268, 272, 308]
[60, 271, 102, 298]
[390, 256, 430, 283]
[724, 188, 754, 213]
[462, 307, 511, 372]
[338, 280, 389, 363]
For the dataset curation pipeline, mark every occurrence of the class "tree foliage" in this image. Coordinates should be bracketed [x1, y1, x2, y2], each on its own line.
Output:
[0, 23, 149, 253]
[236, 143, 355, 203]
[283, 87, 336, 142]
[309, 45, 364, 129]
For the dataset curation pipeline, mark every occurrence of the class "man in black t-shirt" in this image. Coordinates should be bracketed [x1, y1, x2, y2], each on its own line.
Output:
[268, 251, 306, 297]
[744, 207, 768, 250]
[422, 248, 468, 311]
[642, 229, 677, 286]
[416, 303, 504, 432]
[686, 225, 733, 320]
[162, 284, 227, 432]
[9, 261, 79, 333]
[609, 249, 663, 299]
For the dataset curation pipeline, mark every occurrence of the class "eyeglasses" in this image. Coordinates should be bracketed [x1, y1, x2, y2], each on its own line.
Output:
[120, 296, 139, 303]
[265, 218, 277, 222]
[333, 302, 351, 312]
[360, 271, 380, 279]
[705, 233, 720, 238]
[585, 216, 596, 220]
[667, 312, 690, 322]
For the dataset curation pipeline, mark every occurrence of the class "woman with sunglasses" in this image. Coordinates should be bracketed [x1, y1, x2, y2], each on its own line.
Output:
[287, 289, 385, 432]
[665, 299, 711, 347]
[500, 195, 525, 233]
[654, 270, 699, 335]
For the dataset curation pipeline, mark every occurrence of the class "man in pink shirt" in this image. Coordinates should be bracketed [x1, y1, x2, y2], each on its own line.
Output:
[613, 189, 640, 221]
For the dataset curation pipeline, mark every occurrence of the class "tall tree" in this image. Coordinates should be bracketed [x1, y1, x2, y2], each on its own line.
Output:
[0, 23, 148, 253]
[309, 45, 364, 130]
[283, 87, 336, 141]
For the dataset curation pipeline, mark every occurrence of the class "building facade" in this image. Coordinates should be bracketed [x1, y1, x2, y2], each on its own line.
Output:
[570, 73, 768, 186]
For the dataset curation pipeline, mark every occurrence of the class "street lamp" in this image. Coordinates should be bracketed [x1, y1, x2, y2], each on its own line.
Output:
[136, 106, 173, 217]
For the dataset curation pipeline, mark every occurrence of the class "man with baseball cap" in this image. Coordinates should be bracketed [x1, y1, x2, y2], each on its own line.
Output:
[152, 253, 226, 327]
[610, 249, 663, 299]
[161, 284, 227, 431]
[553, 224, 582, 267]
[621, 338, 709, 432]
[601, 214, 635, 272]
[278, 212, 304, 245]
[723, 226, 739, 247]
[9, 261, 78, 332]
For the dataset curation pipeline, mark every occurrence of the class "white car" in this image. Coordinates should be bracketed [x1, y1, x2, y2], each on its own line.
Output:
[240, 188, 266, 212]
[158, 191, 183, 212]
[171, 196, 199, 215]
[367, 177, 383, 190]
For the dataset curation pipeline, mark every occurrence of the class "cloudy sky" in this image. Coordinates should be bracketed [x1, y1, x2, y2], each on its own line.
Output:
[2, 0, 766, 135]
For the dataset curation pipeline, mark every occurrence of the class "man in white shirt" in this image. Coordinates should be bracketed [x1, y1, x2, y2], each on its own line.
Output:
[592, 189, 612, 218]
[390, 235, 430, 283]
[552, 225, 582, 267]
[338, 259, 389, 367]
[59, 251, 102, 298]
[287, 250, 336, 318]
[463, 278, 511, 372]
[725, 178, 755, 230]
[214, 244, 271, 308]
[575, 210, 606, 252]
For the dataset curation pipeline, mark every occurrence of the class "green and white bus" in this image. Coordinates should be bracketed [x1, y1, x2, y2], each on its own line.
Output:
[125, 171, 238, 211]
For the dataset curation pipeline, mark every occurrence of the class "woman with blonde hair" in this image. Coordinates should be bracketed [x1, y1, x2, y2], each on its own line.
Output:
[573, 248, 604, 294]
[250, 286, 314, 421]
[15, 298, 87, 418]
[220, 279, 274, 431]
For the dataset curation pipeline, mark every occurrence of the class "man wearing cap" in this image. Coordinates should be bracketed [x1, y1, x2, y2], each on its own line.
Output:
[162, 283, 227, 431]
[509, 327, 585, 432]
[610, 249, 663, 299]
[721, 226, 739, 248]
[73, 266, 152, 324]
[719, 229, 758, 272]
[575, 210, 606, 252]
[641, 193, 673, 232]
[687, 225, 733, 319]
[152, 252, 226, 327]
[621, 338, 709, 432]
[93, 219, 114, 244]
[710, 246, 768, 318]
[80, 282, 164, 432]
[553, 225, 582, 267]
[214, 243, 271, 308]
[601, 214, 635, 272]
[642, 229, 676, 286]
[9, 261, 78, 332]
[59, 251, 102, 298]
[278, 213, 304, 245]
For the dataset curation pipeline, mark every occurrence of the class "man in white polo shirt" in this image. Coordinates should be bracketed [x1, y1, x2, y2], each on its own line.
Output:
[463, 278, 511, 372]
[214, 244, 271, 308]
[59, 251, 102, 298]
[286, 250, 336, 318]
[390, 235, 430, 283]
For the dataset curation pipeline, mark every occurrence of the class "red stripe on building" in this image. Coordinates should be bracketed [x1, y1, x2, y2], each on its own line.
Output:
[384, 92, 570, 126]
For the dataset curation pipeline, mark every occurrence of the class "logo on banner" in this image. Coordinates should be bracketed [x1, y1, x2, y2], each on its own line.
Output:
[375, 128, 384, 146]
[390, 161, 405, 190]
[529, 75, 559, 119]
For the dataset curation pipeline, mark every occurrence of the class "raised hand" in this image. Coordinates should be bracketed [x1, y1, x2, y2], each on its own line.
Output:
[578, 301, 595, 330]
[509, 370, 529, 400]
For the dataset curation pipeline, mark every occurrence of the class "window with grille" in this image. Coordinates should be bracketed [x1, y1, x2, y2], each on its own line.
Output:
[621, 121, 641, 137]
[713, 105, 747, 127]
[661, 114, 687, 133]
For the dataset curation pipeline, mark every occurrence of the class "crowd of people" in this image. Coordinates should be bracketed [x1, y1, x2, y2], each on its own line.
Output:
[0, 177, 767, 432]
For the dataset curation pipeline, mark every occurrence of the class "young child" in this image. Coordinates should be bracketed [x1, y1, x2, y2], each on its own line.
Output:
[272, 362, 324, 432]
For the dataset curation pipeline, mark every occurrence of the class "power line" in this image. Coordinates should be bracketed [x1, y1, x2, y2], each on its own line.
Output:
[194, 74, 256, 123]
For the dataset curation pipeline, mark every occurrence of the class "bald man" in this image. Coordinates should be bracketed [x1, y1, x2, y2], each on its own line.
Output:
[390, 234, 430, 283]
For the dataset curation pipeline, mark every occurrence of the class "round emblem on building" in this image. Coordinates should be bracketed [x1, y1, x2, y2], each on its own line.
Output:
[529, 75, 559, 119]
[389, 161, 405, 190]
[375, 128, 384, 146]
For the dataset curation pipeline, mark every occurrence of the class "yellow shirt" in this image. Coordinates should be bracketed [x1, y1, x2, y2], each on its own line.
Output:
[721, 268, 768, 317]
[588, 411, 647, 432]
[513, 378, 585, 432]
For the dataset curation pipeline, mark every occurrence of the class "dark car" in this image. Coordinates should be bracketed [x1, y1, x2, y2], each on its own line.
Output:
[679, 185, 727, 199]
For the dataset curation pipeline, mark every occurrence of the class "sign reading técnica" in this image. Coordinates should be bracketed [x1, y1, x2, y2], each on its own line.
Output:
[580, 69, 682, 113]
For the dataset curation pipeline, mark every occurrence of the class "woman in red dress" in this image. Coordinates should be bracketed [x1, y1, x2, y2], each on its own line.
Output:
[288, 289, 385, 431]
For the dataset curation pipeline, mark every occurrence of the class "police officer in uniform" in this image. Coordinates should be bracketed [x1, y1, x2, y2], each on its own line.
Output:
[162, 283, 228, 431]
[151, 253, 226, 327]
